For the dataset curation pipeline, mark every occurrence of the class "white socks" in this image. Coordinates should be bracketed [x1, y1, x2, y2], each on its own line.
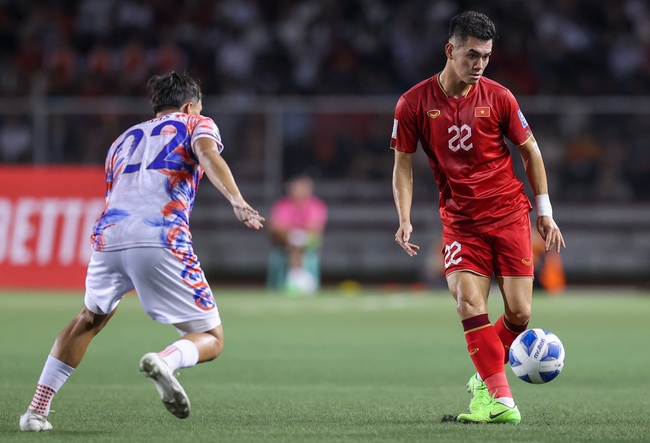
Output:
[158, 339, 199, 371]
[26, 342, 200, 417]
[29, 355, 75, 415]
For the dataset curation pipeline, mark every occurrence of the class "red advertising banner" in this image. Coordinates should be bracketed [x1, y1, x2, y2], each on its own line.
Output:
[0, 166, 106, 289]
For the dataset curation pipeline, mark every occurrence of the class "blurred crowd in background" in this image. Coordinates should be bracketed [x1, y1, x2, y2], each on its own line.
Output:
[3, 0, 650, 96]
[0, 0, 650, 201]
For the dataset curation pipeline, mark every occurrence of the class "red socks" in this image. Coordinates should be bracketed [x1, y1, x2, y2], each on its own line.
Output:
[484, 372, 511, 400]
[493, 315, 528, 363]
[462, 314, 512, 398]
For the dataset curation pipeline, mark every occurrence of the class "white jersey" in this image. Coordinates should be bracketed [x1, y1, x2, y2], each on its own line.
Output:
[91, 112, 222, 253]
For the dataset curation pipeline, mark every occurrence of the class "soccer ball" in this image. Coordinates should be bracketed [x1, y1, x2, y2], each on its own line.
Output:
[508, 328, 565, 384]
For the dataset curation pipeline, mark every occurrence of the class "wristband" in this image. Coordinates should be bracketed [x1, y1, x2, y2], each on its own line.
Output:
[535, 194, 553, 218]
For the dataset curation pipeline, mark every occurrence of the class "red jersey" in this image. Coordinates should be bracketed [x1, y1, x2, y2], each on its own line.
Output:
[390, 74, 533, 235]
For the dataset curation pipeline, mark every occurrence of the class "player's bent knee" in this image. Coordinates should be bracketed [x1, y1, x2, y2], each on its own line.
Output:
[75, 306, 112, 332]
[201, 333, 223, 362]
[455, 295, 487, 318]
[198, 325, 224, 362]
[510, 308, 531, 326]
[175, 322, 223, 362]
[209, 326, 224, 357]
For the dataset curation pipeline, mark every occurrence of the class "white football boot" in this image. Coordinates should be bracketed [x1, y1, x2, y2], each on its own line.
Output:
[139, 352, 190, 419]
[19, 410, 53, 432]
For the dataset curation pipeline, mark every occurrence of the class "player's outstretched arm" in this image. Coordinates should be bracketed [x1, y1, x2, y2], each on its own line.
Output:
[194, 138, 264, 230]
[517, 135, 565, 252]
[392, 150, 419, 256]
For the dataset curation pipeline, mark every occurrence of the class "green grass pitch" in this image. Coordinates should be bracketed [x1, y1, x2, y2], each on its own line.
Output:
[1, 288, 649, 442]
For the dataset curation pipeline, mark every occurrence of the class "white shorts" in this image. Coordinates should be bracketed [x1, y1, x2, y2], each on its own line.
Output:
[84, 247, 221, 333]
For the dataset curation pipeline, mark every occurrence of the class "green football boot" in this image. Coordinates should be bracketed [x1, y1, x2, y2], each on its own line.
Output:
[457, 398, 521, 424]
[466, 373, 491, 413]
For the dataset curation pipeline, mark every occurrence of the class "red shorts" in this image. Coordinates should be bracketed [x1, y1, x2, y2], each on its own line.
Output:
[441, 212, 534, 278]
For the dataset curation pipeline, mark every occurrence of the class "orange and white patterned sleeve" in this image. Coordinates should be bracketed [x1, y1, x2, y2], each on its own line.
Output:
[189, 115, 224, 154]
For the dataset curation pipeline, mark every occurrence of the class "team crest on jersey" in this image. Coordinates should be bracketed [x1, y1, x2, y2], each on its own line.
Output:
[426, 110, 441, 119]
[517, 109, 529, 128]
[474, 107, 490, 117]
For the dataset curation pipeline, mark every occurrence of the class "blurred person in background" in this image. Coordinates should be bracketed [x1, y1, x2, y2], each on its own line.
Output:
[267, 174, 327, 295]
[532, 228, 566, 294]
[19, 72, 264, 432]
[391, 11, 565, 424]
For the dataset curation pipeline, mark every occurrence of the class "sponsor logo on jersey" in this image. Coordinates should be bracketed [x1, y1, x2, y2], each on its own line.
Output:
[426, 109, 441, 119]
[517, 109, 529, 128]
[522, 258, 532, 265]
[474, 107, 490, 117]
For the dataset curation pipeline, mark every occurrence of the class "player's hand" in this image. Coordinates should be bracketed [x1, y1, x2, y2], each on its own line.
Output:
[536, 216, 565, 253]
[233, 202, 265, 230]
[395, 223, 420, 256]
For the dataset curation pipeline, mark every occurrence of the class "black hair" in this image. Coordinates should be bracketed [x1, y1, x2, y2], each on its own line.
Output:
[448, 11, 496, 44]
[146, 72, 202, 115]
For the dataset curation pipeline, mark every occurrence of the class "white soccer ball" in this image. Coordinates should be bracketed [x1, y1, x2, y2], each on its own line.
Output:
[508, 328, 565, 384]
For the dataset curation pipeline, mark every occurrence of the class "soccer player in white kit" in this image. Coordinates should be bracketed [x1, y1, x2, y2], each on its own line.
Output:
[20, 72, 265, 431]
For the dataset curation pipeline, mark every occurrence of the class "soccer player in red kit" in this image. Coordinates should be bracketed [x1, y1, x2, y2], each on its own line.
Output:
[391, 11, 565, 424]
